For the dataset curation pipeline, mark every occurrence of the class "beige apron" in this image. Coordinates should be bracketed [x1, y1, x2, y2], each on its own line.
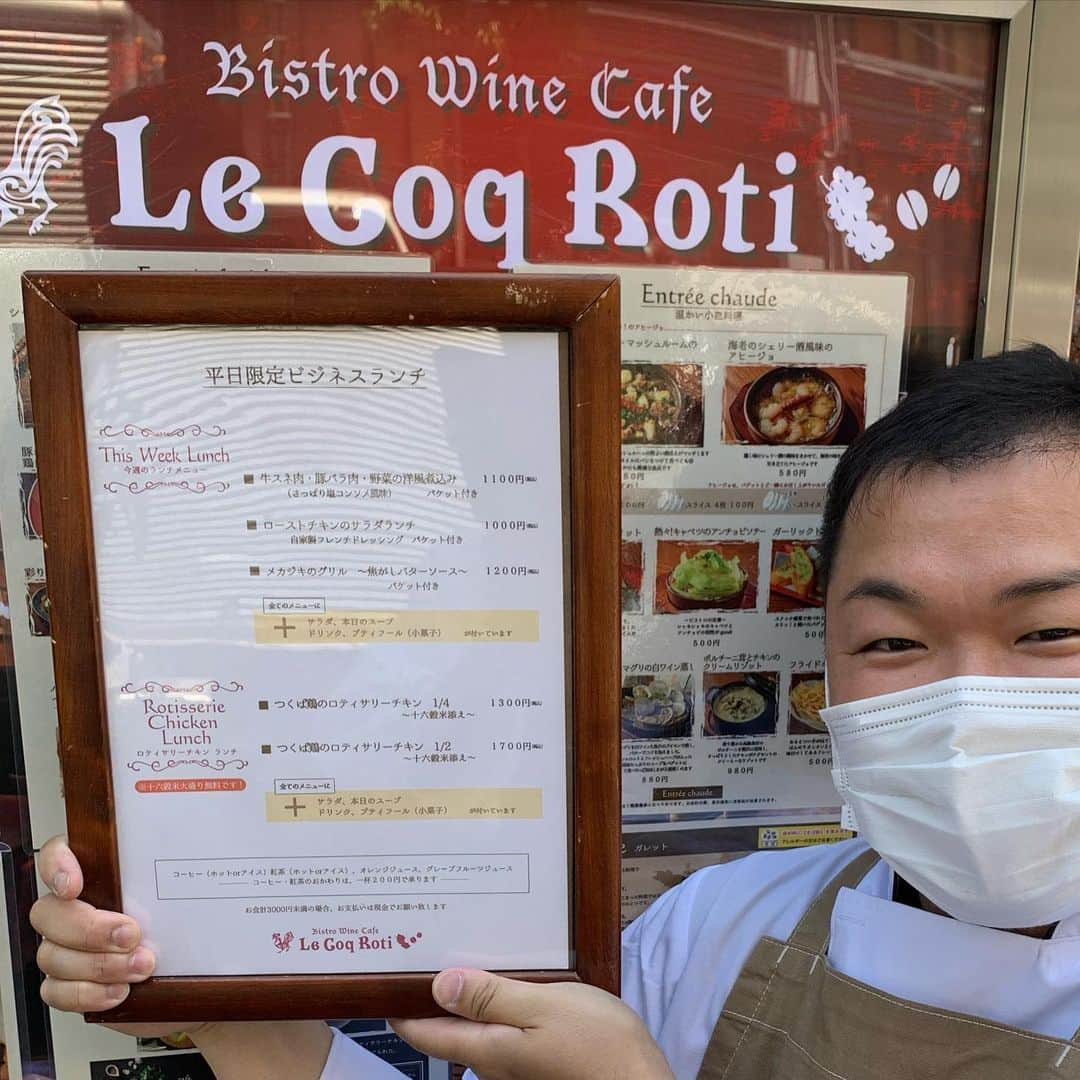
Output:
[697, 850, 1080, 1079]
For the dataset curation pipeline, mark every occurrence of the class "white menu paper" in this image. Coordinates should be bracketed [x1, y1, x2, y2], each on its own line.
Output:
[79, 326, 570, 976]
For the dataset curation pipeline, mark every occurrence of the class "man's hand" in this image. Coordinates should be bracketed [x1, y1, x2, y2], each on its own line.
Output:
[392, 969, 674, 1080]
[30, 836, 204, 1039]
[30, 837, 335, 1076]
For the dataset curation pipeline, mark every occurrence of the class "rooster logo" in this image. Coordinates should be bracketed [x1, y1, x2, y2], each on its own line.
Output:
[272, 931, 294, 953]
[0, 96, 77, 236]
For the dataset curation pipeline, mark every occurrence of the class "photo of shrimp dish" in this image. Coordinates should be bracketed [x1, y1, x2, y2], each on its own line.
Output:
[754, 374, 839, 444]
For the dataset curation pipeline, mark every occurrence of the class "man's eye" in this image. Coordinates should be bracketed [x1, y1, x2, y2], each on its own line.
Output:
[1020, 628, 1080, 643]
[859, 637, 924, 653]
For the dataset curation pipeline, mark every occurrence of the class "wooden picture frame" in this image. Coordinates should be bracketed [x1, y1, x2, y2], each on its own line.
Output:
[22, 271, 621, 1022]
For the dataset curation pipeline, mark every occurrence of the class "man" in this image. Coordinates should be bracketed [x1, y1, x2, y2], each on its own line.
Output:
[30, 346, 1080, 1078]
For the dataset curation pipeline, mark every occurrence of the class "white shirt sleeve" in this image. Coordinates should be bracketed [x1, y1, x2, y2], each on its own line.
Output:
[625, 840, 872, 1078]
[320, 1029, 420, 1078]
[315, 873, 723, 1079]
[316, 841, 871, 1080]
[621, 870, 698, 1039]
[320, 1028, 477, 1080]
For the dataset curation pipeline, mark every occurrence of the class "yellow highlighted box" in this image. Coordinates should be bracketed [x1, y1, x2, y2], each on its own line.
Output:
[758, 824, 854, 850]
[254, 609, 539, 644]
[267, 787, 544, 822]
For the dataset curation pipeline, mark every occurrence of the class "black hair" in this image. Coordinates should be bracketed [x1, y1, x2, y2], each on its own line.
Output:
[820, 344, 1080, 588]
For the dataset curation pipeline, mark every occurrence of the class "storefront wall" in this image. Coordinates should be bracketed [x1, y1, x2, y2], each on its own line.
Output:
[0, 1, 1075, 1076]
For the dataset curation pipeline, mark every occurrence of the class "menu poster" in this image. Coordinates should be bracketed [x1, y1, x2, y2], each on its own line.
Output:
[528, 264, 907, 832]
[89, 1028, 450, 1080]
[0, 844, 29, 1080]
[621, 822, 853, 927]
[24, 272, 620, 1021]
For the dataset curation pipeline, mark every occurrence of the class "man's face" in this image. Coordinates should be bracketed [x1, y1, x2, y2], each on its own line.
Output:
[825, 451, 1080, 706]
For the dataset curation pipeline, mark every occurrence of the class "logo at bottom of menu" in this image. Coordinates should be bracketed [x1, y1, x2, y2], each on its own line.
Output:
[271, 929, 423, 955]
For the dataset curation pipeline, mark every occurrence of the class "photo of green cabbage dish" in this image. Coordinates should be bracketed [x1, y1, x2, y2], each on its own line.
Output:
[669, 549, 747, 600]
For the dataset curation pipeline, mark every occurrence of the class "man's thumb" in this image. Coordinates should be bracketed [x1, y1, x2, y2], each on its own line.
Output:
[433, 968, 549, 1026]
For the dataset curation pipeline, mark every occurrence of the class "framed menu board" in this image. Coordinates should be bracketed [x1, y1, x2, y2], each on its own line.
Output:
[22, 271, 620, 1022]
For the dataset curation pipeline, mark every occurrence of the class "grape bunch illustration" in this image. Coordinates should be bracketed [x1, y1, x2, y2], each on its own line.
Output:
[820, 166, 895, 264]
[823, 167, 872, 232]
[844, 218, 894, 263]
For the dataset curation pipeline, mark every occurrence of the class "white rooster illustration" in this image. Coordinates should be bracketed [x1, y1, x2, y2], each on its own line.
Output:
[0, 96, 77, 235]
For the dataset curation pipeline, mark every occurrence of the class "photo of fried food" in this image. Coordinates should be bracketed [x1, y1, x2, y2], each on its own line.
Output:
[789, 674, 827, 734]
[769, 540, 824, 611]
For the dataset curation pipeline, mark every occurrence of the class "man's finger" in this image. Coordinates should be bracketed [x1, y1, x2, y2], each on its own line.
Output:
[39, 976, 129, 1014]
[30, 895, 141, 954]
[37, 940, 154, 984]
[390, 1015, 519, 1068]
[36, 837, 83, 900]
[430, 969, 556, 1027]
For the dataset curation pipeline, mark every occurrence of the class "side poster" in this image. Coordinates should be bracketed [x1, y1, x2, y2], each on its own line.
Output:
[88, 1027, 448, 1080]
[0, 248, 426, 850]
[532, 265, 908, 917]
[0, 249, 433, 1080]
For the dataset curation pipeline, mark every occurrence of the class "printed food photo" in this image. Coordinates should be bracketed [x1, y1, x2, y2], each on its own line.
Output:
[11, 325, 31, 427]
[621, 540, 644, 613]
[788, 673, 828, 735]
[25, 581, 49, 637]
[620, 363, 704, 446]
[723, 364, 867, 446]
[621, 673, 694, 740]
[654, 541, 759, 613]
[768, 540, 824, 610]
[20, 471, 42, 540]
[704, 671, 779, 738]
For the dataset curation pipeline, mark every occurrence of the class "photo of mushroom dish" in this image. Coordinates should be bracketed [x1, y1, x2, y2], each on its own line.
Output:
[621, 365, 682, 444]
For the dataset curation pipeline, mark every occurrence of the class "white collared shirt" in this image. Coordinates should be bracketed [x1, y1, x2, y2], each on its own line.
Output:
[321, 838, 1080, 1079]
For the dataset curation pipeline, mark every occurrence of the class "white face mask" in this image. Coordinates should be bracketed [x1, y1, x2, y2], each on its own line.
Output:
[821, 675, 1080, 929]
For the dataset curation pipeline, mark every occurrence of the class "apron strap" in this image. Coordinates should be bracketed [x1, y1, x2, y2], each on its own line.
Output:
[787, 849, 881, 955]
